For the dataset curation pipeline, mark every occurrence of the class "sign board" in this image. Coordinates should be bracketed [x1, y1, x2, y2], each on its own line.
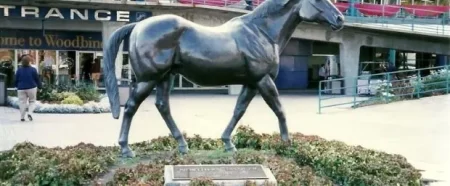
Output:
[0, 5, 152, 22]
[0, 29, 129, 51]
[172, 165, 268, 180]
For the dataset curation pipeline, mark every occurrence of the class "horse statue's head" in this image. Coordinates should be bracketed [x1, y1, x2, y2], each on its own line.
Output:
[298, 0, 344, 31]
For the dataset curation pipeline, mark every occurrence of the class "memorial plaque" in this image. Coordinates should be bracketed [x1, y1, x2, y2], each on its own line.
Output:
[172, 165, 268, 180]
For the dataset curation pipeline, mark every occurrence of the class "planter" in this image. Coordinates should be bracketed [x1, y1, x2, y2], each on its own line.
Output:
[7, 95, 111, 114]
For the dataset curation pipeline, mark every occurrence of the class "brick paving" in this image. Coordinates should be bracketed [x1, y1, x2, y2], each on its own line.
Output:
[1, 94, 449, 184]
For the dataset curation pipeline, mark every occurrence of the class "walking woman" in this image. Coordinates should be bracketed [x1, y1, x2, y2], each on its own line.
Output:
[14, 54, 41, 122]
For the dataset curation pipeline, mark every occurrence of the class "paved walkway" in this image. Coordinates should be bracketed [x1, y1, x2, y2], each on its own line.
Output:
[1, 94, 449, 184]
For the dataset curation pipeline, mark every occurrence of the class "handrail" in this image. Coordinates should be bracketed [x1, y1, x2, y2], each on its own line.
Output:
[345, 17, 449, 36]
[318, 65, 450, 114]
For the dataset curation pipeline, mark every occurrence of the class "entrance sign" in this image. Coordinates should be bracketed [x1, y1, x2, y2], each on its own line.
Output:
[0, 29, 130, 51]
[0, 29, 102, 51]
[0, 5, 151, 22]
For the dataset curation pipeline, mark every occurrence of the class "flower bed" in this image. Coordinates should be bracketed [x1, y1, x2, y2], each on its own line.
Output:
[6, 83, 111, 114]
[7, 95, 111, 114]
[0, 126, 422, 186]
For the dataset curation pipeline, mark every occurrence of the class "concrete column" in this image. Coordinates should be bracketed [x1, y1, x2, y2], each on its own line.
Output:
[102, 22, 126, 81]
[339, 42, 361, 95]
[349, 0, 357, 17]
[389, 49, 396, 66]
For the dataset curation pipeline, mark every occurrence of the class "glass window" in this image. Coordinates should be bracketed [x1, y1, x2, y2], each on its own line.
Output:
[0, 49, 15, 88]
[92, 53, 102, 87]
[121, 53, 130, 86]
[36, 50, 57, 85]
[58, 51, 76, 86]
[77, 52, 95, 85]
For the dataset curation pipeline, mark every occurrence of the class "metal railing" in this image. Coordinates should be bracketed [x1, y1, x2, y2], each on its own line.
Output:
[318, 65, 450, 114]
[346, 17, 449, 36]
[344, 4, 450, 18]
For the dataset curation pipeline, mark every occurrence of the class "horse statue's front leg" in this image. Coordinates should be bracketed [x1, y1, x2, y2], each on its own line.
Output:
[221, 85, 258, 152]
[255, 75, 290, 143]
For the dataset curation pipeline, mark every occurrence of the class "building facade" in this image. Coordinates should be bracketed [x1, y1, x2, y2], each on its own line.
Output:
[0, 3, 321, 93]
[1, 3, 448, 95]
[0, 4, 151, 90]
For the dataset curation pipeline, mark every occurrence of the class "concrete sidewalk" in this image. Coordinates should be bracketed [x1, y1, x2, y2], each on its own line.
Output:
[1, 94, 449, 184]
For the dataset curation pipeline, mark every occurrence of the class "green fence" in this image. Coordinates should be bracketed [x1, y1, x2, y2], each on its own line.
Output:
[318, 65, 450, 114]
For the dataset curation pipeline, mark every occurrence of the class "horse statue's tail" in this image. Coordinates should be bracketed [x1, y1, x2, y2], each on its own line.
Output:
[103, 23, 137, 119]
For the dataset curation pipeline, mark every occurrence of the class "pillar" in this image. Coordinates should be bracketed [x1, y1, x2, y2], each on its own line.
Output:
[349, 0, 358, 17]
[339, 42, 361, 95]
[389, 49, 396, 66]
[102, 22, 126, 82]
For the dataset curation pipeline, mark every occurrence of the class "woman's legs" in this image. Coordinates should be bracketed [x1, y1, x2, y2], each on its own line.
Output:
[26, 87, 37, 120]
[17, 90, 27, 121]
[17, 88, 37, 121]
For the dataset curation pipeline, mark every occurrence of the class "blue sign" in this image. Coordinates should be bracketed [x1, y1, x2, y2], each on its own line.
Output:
[0, 5, 152, 22]
[130, 11, 152, 22]
[0, 29, 130, 52]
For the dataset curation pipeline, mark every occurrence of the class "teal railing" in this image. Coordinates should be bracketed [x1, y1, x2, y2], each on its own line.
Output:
[318, 65, 450, 114]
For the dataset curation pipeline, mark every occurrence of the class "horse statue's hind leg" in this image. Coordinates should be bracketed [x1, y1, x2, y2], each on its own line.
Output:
[221, 85, 258, 151]
[155, 74, 189, 154]
[118, 81, 157, 157]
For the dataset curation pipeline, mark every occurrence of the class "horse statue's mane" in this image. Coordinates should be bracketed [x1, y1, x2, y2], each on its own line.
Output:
[244, 0, 292, 19]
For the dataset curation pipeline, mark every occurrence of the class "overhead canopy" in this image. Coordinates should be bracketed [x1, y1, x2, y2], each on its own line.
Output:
[335, 2, 350, 13]
[402, 5, 450, 17]
[178, 0, 242, 7]
[354, 4, 401, 17]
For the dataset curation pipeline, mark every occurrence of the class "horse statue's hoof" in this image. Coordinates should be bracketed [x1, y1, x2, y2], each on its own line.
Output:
[178, 145, 189, 154]
[121, 148, 136, 158]
[224, 145, 237, 153]
[282, 139, 292, 146]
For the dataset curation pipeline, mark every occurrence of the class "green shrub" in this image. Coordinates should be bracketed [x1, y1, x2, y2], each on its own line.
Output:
[418, 69, 450, 96]
[0, 142, 117, 185]
[233, 126, 422, 186]
[7, 90, 17, 97]
[111, 162, 165, 186]
[57, 92, 77, 99]
[355, 68, 450, 108]
[37, 84, 60, 102]
[61, 95, 84, 105]
[189, 177, 215, 186]
[74, 83, 100, 102]
[0, 126, 422, 186]
[35, 83, 100, 103]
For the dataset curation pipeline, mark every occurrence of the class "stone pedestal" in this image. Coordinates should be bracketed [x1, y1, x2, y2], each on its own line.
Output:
[164, 164, 277, 186]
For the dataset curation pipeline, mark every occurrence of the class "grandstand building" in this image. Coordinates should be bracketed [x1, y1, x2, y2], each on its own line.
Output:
[0, 0, 448, 94]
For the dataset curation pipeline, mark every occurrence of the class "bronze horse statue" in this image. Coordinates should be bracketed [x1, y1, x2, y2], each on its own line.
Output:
[103, 0, 344, 157]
